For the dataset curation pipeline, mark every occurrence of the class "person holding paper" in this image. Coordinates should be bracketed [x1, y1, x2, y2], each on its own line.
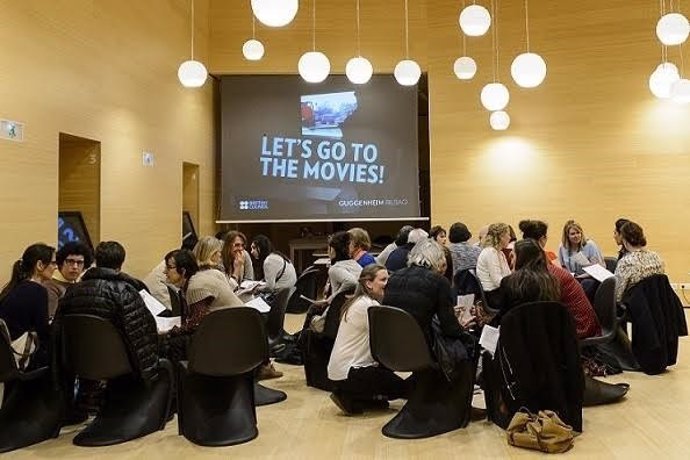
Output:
[558, 220, 604, 302]
[614, 222, 665, 302]
[249, 235, 297, 295]
[328, 264, 409, 415]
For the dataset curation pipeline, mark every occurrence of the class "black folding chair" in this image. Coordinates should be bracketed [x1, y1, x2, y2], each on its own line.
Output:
[61, 314, 173, 446]
[286, 266, 320, 314]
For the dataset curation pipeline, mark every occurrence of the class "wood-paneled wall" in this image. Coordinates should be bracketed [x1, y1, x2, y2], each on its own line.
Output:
[0, 0, 215, 279]
[210, 0, 690, 282]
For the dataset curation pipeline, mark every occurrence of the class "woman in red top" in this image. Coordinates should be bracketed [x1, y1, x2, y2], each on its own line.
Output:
[519, 220, 601, 339]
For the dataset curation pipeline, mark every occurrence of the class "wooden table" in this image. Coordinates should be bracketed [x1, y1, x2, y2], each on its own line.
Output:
[289, 238, 329, 273]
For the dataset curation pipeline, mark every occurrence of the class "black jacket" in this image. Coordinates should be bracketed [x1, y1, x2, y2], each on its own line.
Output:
[492, 301, 584, 432]
[622, 274, 688, 375]
[384, 243, 414, 272]
[54, 267, 159, 383]
[383, 265, 463, 344]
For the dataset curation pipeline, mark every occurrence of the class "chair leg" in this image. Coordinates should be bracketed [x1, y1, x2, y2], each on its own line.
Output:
[73, 365, 172, 447]
[179, 372, 258, 447]
[0, 373, 62, 454]
[381, 363, 473, 439]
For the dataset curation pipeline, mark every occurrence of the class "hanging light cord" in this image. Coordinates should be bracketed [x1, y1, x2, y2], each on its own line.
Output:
[312, 0, 317, 51]
[461, 0, 467, 55]
[660, 0, 667, 62]
[190, 0, 195, 59]
[491, 0, 499, 82]
[524, 0, 530, 52]
[356, 0, 361, 56]
[404, 0, 410, 58]
[251, 7, 256, 40]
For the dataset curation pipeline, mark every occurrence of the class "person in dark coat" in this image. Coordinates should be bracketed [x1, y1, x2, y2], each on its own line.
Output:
[384, 228, 429, 273]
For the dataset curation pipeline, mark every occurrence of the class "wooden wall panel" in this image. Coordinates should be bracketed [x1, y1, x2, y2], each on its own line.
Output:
[0, 0, 215, 279]
[209, 0, 690, 283]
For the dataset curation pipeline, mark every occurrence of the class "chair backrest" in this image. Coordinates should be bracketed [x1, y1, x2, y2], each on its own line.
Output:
[593, 276, 617, 331]
[368, 306, 433, 372]
[61, 314, 133, 380]
[604, 257, 618, 273]
[187, 307, 267, 376]
[0, 321, 18, 382]
[323, 286, 356, 340]
[286, 266, 320, 313]
[265, 286, 296, 340]
[167, 285, 182, 317]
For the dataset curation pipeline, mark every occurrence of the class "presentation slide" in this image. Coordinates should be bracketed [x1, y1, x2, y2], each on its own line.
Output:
[219, 75, 420, 222]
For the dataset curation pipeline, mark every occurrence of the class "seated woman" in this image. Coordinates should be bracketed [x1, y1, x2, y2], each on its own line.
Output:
[376, 225, 413, 266]
[499, 239, 561, 313]
[328, 264, 408, 415]
[558, 220, 605, 301]
[383, 239, 467, 344]
[475, 223, 512, 309]
[614, 218, 631, 261]
[520, 221, 601, 339]
[614, 221, 665, 302]
[0, 243, 56, 369]
[347, 227, 376, 267]
[222, 231, 254, 284]
[193, 236, 224, 270]
[448, 222, 482, 274]
[250, 235, 297, 297]
[519, 220, 558, 264]
[430, 225, 453, 281]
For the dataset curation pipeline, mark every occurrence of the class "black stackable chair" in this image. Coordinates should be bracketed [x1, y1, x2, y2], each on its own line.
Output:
[61, 314, 173, 446]
[453, 268, 499, 314]
[177, 307, 284, 446]
[368, 306, 474, 439]
[266, 287, 296, 349]
[286, 266, 320, 314]
[604, 256, 618, 274]
[0, 330, 62, 453]
[302, 287, 354, 392]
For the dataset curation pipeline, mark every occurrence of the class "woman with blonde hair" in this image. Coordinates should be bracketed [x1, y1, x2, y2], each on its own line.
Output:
[328, 264, 408, 414]
[475, 223, 512, 308]
[558, 220, 604, 275]
[192, 236, 223, 270]
[347, 227, 376, 267]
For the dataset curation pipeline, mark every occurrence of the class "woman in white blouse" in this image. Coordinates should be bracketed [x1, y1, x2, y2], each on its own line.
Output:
[327, 264, 408, 415]
[476, 223, 512, 309]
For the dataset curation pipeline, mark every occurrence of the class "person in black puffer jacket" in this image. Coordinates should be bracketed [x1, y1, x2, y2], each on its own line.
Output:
[53, 241, 160, 418]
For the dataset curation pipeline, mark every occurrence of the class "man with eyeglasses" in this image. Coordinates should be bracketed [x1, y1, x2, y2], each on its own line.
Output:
[45, 241, 93, 317]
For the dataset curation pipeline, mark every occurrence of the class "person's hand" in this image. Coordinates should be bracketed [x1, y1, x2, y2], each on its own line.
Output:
[460, 316, 477, 330]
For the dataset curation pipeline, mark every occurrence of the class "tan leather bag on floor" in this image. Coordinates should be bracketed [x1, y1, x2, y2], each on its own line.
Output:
[506, 409, 575, 454]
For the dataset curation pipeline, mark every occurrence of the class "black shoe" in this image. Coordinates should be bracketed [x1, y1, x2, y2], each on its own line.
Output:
[330, 393, 363, 415]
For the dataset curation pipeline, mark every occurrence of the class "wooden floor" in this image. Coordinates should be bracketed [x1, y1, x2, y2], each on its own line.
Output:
[6, 313, 690, 459]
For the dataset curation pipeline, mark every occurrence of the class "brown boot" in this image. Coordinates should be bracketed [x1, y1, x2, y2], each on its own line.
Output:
[257, 362, 283, 381]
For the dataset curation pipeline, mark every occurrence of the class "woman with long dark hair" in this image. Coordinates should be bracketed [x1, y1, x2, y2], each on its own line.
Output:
[499, 239, 561, 313]
[250, 235, 297, 295]
[328, 264, 408, 414]
[614, 221, 665, 302]
[0, 243, 57, 368]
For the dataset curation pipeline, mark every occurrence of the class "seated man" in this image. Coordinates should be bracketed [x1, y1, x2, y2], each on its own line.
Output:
[53, 241, 161, 416]
[45, 242, 93, 317]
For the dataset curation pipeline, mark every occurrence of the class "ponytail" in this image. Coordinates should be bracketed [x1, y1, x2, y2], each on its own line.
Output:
[0, 243, 55, 304]
[0, 260, 30, 304]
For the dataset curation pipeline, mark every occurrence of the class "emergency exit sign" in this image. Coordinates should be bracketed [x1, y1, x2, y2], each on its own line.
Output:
[1, 119, 24, 142]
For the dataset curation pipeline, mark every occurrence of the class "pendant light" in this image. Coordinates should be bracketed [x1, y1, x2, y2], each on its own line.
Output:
[394, 0, 422, 86]
[510, 0, 547, 88]
[657, 13, 690, 46]
[298, 0, 330, 83]
[242, 10, 265, 61]
[454, 0, 477, 80]
[251, 0, 299, 28]
[178, 0, 208, 88]
[459, 2, 491, 37]
[481, 0, 509, 113]
[671, 42, 690, 103]
[489, 110, 510, 130]
[650, 2, 681, 98]
[345, 0, 373, 84]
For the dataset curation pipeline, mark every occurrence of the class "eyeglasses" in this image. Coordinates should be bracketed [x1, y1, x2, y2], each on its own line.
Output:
[64, 258, 85, 266]
[166, 265, 177, 271]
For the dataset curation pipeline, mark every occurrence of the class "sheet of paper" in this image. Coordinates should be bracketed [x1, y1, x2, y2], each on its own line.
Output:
[245, 296, 272, 313]
[240, 280, 264, 290]
[457, 294, 475, 308]
[155, 316, 180, 333]
[571, 251, 592, 267]
[583, 264, 615, 282]
[139, 289, 167, 316]
[479, 325, 500, 355]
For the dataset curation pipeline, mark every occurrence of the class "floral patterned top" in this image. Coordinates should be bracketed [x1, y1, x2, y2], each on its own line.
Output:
[614, 249, 665, 302]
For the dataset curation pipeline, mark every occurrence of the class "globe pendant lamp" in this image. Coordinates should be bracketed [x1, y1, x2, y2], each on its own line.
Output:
[242, 14, 264, 61]
[178, 0, 208, 88]
[298, 0, 330, 83]
[490, 110, 510, 130]
[251, 0, 299, 28]
[510, 0, 546, 88]
[454, 56, 477, 80]
[481, 83, 510, 111]
[656, 13, 690, 46]
[671, 78, 690, 104]
[394, 0, 421, 86]
[649, 62, 680, 99]
[459, 4, 491, 37]
[346, 0, 373, 84]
